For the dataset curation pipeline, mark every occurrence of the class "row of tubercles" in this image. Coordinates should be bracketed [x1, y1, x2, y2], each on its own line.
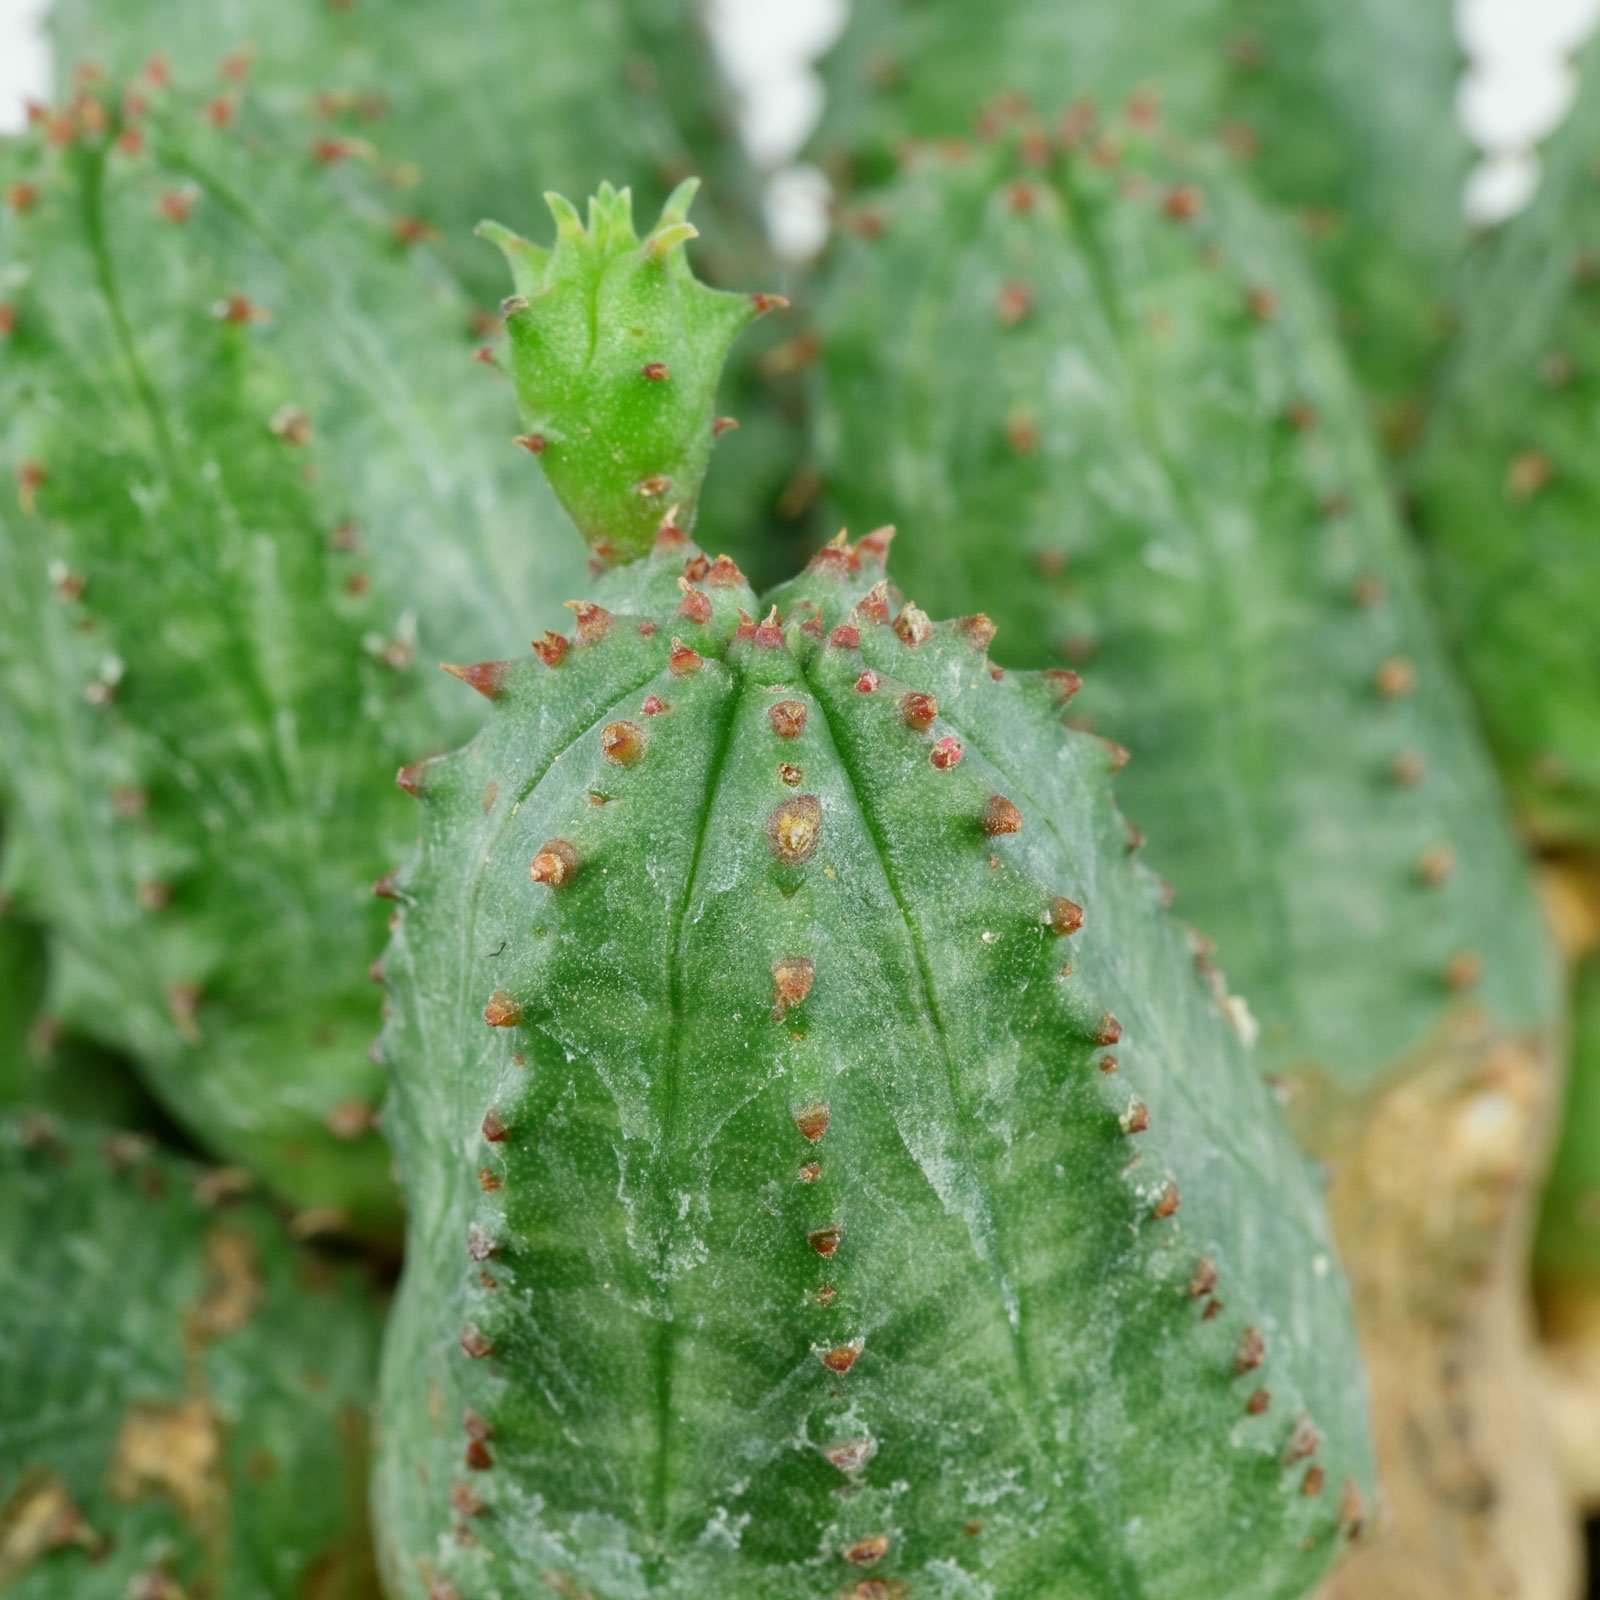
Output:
[882, 123, 1477, 1000]
[802, 576, 1215, 1580]
[404, 540, 764, 1555]
[11, 102, 412, 1133]
[841, 572, 1364, 1540]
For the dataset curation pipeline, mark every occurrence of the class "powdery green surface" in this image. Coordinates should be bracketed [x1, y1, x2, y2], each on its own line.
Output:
[375, 535, 1371, 1599]
[813, 0, 1467, 436]
[0, 82, 589, 1231]
[372, 196, 1372, 1600]
[0, 1115, 382, 1598]
[814, 125, 1556, 1088]
[1415, 41, 1600, 847]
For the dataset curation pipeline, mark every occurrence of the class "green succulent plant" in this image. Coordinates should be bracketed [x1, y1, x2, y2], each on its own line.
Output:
[0, 77, 609, 1233]
[1414, 39, 1600, 849]
[0, 1113, 383, 1598]
[810, 118, 1568, 1597]
[813, 0, 1468, 440]
[371, 182, 1373, 1600]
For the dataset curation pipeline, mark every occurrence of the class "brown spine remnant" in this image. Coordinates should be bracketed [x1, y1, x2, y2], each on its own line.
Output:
[668, 637, 704, 675]
[1044, 668, 1083, 703]
[1416, 844, 1456, 885]
[843, 1535, 891, 1566]
[859, 583, 890, 625]
[1095, 1012, 1123, 1046]
[893, 604, 932, 646]
[1247, 1389, 1272, 1415]
[1234, 1326, 1267, 1375]
[794, 1103, 830, 1142]
[1152, 1179, 1181, 1219]
[1283, 1414, 1321, 1464]
[769, 700, 809, 739]
[956, 613, 997, 651]
[899, 691, 938, 730]
[395, 761, 429, 798]
[481, 1112, 508, 1144]
[442, 660, 510, 700]
[532, 631, 568, 668]
[983, 795, 1023, 836]
[483, 990, 523, 1029]
[819, 1341, 862, 1374]
[929, 737, 963, 769]
[1049, 897, 1086, 936]
[808, 1226, 843, 1258]
[772, 957, 815, 1016]
[767, 795, 822, 865]
[1189, 1257, 1218, 1298]
[676, 582, 713, 624]
[1337, 1478, 1364, 1538]
[567, 602, 613, 644]
[601, 721, 645, 767]
[530, 839, 579, 889]
[1375, 656, 1417, 699]
[459, 1325, 493, 1359]
[825, 1438, 876, 1473]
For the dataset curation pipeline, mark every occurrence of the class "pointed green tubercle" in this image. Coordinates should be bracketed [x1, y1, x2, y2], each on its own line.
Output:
[480, 181, 784, 563]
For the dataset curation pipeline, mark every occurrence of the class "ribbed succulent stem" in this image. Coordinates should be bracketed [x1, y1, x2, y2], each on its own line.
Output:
[372, 182, 1373, 1600]
[809, 116, 1568, 1599]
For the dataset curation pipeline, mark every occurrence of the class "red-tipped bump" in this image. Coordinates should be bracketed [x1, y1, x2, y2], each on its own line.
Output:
[442, 659, 510, 700]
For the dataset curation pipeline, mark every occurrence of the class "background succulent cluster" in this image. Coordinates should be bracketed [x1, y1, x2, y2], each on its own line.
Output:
[1, 2, 1598, 1598]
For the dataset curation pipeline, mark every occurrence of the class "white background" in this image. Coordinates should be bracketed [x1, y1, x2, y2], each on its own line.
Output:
[3, 0, 1599, 255]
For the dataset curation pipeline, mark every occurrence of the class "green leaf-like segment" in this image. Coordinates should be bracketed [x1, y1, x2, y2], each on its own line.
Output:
[375, 529, 1373, 1599]
[811, 126, 1571, 1595]
[813, 0, 1468, 437]
[0, 1113, 382, 1598]
[0, 79, 588, 1232]
[481, 183, 784, 563]
[1414, 40, 1600, 847]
